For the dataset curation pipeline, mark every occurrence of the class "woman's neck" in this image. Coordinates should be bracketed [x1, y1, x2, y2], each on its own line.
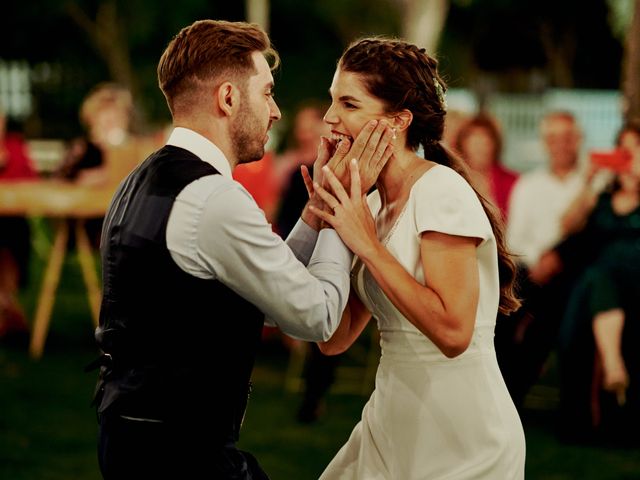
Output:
[376, 149, 428, 208]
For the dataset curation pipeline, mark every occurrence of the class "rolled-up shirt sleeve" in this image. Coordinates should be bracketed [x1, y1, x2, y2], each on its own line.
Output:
[285, 218, 318, 266]
[167, 176, 353, 342]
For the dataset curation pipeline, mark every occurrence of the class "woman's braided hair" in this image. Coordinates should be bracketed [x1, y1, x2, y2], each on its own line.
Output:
[339, 37, 521, 315]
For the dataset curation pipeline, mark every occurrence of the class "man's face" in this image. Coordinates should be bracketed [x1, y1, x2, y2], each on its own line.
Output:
[231, 52, 281, 164]
[542, 118, 581, 171]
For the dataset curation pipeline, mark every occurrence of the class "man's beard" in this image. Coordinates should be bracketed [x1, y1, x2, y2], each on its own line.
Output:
[231, 99, 266, 164]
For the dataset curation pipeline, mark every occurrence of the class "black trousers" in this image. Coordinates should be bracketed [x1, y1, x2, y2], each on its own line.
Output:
[98, 409, 269, 480]
[300, 343, 340, 407]
[494, 264, 580, 410]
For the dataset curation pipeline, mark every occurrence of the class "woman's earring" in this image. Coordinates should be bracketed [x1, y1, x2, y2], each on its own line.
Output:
[392, 128, 397, 140]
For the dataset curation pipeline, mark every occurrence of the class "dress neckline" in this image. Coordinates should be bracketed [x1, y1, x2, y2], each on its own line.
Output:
[379, 164, 443, 245]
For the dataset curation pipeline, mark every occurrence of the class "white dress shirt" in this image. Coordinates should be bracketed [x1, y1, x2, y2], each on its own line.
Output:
[506, 167, 584, 267]
[164, 127, 353, 341]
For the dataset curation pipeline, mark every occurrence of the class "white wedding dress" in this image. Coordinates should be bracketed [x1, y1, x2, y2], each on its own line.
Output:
[319, 165, 526, 480]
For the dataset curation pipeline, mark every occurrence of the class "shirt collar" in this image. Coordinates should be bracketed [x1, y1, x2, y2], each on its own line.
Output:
[165, 127, 232, 178]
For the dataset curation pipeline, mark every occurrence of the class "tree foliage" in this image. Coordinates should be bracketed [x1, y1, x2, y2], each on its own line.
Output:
[0, 0, 628, 138]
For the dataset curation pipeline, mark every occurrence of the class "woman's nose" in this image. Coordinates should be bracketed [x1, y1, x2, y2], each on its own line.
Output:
[323, 105, 338, 125]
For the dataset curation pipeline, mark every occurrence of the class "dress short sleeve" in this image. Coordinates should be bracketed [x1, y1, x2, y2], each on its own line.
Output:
[412, 165, 493, 243]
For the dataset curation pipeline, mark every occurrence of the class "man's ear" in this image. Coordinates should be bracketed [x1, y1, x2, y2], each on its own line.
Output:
[391, 109, 413, 133]
[217, 82, 238, 117]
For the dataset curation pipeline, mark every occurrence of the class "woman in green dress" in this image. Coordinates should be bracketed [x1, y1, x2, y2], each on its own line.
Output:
[558, 121, 640, 407]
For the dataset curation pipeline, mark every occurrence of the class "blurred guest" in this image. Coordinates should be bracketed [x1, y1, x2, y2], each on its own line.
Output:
[496, 111, 586, 410]
[507, 111, 585, 267]
[55, 83, 136, 247]
[276, 101, 330, 237]
[0, 114, 38, 181]
[57, 82, 134, 187]
[441, 108, 469, 152]
[553, 120, 640, 438]
[272, 102, 339, 423]
[233, 150, 282, 225]
[455, 113, 519, 220]
[0, 107, 38, 342]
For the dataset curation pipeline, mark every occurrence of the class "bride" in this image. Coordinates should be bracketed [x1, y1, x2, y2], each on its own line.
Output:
[307, 36, 526, 480]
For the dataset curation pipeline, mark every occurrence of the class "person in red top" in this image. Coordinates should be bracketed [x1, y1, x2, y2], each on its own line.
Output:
[232, 150, 282, 226]
[0, 116, 37, 180]
[0, 108, 38, 342]
[454, 113, 519, 221]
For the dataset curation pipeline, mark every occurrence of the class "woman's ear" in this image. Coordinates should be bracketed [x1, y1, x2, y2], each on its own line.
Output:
[391, 109, 413, 133]
[217, 82, 237, 117]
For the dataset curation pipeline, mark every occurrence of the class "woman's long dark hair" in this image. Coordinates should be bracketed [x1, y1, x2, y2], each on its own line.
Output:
[339, 37, 521, 315]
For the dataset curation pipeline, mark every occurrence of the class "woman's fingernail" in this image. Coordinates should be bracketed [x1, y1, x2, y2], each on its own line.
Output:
[370, 120, 378, 126]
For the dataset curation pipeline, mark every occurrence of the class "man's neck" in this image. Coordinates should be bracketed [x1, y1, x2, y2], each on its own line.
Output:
[173, 120, 236, 170]
[550, 165, 575, 180]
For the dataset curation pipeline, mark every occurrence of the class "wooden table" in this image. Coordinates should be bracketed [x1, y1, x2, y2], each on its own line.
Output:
[0, 180, 114, 359]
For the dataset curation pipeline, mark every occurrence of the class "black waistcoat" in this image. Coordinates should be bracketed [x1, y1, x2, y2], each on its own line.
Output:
[94, 145, 264, 443]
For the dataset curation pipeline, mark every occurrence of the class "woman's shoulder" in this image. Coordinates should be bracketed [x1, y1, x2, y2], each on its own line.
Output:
[410, 164, 485, 214]
[413, 163, 473, 196]
[410, 164, 493, 240]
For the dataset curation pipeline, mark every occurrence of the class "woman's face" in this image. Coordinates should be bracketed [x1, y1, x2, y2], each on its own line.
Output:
[620, 130, 640, 157]
[323, 68, 389, 144]
[461, 126, 495, 172]
[294, 107, 328, 148]
[618, 131, 640, 191]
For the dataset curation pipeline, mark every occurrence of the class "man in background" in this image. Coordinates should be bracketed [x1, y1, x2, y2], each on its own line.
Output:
[497, 111, 585, 411]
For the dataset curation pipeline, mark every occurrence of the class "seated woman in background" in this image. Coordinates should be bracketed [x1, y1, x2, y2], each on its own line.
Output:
[454, 113, 519, 221]
[55, 83, 137, 247]
[556, 120, 640, 408]
[56, 82, 134, 187]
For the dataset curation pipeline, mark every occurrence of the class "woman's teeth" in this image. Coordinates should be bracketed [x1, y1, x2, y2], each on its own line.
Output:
[332, 133, 352, 142]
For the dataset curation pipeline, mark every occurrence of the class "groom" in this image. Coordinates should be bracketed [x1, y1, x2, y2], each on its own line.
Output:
[91, 19, 391, 480]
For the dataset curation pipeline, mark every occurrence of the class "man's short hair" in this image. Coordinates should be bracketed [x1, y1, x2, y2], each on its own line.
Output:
[157, 19, 280, 116]
[540, 110, 579, 137]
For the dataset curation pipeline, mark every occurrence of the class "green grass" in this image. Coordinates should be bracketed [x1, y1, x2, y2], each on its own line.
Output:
[1, 231, 639, 479]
